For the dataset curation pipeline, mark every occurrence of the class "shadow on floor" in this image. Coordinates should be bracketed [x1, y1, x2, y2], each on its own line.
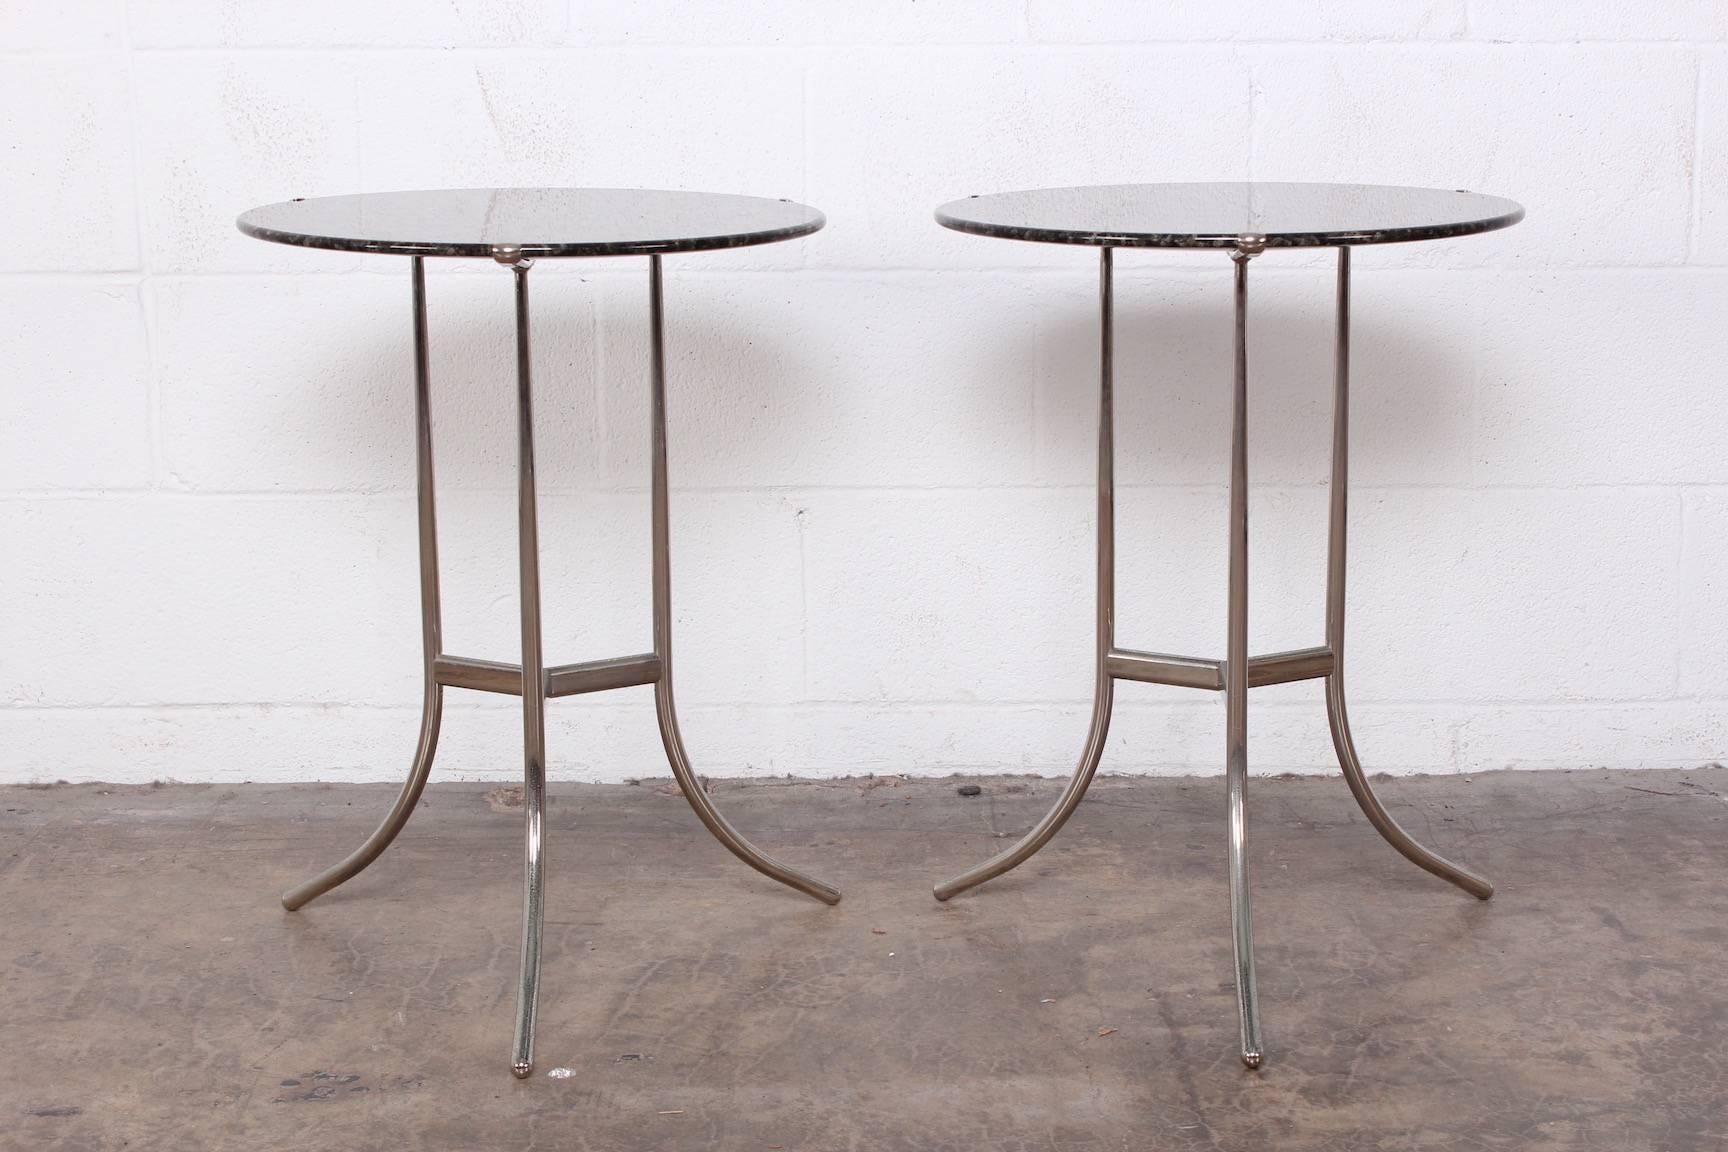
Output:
[3, 768, 1725, 1150]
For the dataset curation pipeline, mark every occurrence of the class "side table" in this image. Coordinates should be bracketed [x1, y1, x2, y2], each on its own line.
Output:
[238, 188, 840, 1078]
[932, 182, 1523, 1068]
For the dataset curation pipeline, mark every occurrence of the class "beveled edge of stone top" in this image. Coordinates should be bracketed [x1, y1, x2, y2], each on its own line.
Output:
[935, 182, 1525, 249]
[237, 188, 825, 258]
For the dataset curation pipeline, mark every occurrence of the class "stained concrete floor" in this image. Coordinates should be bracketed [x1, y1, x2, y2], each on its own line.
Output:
[3, 768, 1726, 1151]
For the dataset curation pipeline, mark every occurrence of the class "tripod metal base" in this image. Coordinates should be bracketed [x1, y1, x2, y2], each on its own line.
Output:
[281, 253, 839, 1081]
[933, 244, 1493, 1070]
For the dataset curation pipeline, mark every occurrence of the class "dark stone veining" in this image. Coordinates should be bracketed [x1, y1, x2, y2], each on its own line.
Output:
[238, 188, 824, 258]
[937, 182, 1525, 249]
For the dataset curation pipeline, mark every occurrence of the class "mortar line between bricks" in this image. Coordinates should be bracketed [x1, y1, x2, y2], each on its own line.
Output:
[0, 272, 148, 284]
[1245, 49, 1259, 183]
[795, 501, 811, 696]
[1690, 50, 1706, 261]
[119, 14, 149, 283]
[123, 4, 168, 496]
[65, 39, 1728, 54]
[0, 697, 1715, 713]
[1465, 256, 1486, 488]
[1674, 487, 1689, 694]
[0, 482, 1717, 502]
[137, 281, 166, 491]
[799, 57, 812, 261]
[49, 264, 1728, 281]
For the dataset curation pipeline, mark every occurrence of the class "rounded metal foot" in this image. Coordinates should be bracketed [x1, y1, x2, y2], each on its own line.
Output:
[511, 1061, 533, 1080]
[1241, 1050, 1263, 1070]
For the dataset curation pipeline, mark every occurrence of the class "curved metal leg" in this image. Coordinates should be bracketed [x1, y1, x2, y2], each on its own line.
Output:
[282, 686, 443, 912]
[506, 255, 549, 1078]
[933, 246, 1118, 902]
[282, 255, 444, 912]
[1227, 246, 1263, 1069]
[1325, 246, 1492, 902]
[647, 254, 840, 907]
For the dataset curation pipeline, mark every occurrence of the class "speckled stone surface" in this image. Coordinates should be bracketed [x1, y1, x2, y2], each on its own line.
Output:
[237, 188, 824, 259]
[3, 768, 1723, 1150]
[937, 182, 1524, 249]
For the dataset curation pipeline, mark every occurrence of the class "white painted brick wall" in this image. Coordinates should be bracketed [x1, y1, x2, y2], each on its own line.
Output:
[3, 2, 1725, 784]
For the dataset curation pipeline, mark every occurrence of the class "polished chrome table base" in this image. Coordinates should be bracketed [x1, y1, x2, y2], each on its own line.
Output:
[932, 245, 1494, 1070]
[280, 253, 841, 1080]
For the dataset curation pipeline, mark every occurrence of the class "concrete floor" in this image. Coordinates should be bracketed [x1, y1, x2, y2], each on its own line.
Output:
[3, 769, 1726, 1151]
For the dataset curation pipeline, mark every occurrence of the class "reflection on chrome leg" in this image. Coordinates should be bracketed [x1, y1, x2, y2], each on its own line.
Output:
[1226, 245, 1264, 1069]
[505, 256, 548, 1079]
